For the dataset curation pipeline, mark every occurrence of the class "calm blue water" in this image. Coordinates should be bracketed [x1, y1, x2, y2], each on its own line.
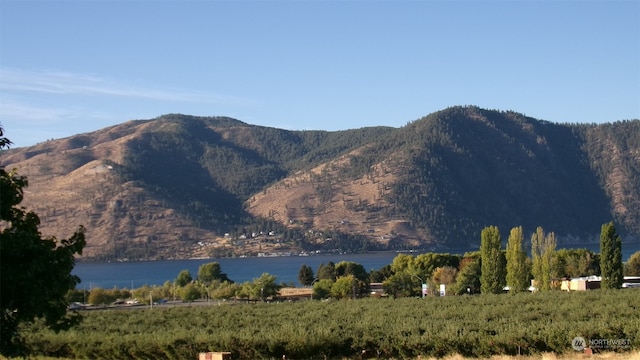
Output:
[72, 244, 640, 290]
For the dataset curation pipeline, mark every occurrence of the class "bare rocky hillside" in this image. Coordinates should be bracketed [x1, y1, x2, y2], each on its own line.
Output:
[2, 107, 639, 260]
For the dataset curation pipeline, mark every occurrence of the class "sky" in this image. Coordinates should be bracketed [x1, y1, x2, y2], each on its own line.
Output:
[1, 1, 639, 148]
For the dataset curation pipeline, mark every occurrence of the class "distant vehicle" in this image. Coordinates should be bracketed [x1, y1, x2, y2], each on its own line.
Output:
[623, 283, 640, 288]
[68, 302, 84, 310]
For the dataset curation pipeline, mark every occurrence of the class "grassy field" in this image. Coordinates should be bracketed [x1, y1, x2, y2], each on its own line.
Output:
[441, 354, 640, 360]
[16, 289, 640, 359]
[6, 352, 640, 360]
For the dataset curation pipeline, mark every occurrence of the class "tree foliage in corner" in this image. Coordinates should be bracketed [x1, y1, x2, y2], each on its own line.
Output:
[0, 128, 86, 356]
[599, 221, 623, 289]
[480, 226, 505, 294]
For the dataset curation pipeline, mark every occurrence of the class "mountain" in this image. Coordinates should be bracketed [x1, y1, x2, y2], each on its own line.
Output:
[2, 106, 639, 260]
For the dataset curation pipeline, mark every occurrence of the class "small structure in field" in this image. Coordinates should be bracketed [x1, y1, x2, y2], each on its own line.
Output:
[198, 352, 231, 360]
[560, 276, 640, 291]
[278, 287, 313, 300]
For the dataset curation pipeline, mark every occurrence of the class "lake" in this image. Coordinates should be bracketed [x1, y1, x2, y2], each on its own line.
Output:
[72, 244, 640, 290]
[72, 252, 401, 289]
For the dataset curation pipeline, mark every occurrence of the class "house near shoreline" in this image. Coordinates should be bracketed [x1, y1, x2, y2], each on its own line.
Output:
[277, 284, 389, 300]
[560, 276, 640, 291]
[277, 287, 313, 300]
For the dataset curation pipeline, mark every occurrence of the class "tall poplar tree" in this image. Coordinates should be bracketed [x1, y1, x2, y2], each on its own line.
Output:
[542, 231, 557, 288]
[531, 227, 556, 291]
[480, 226, 505, 294]
[506, 226, 529, 293]
[600, 222, 623, 289]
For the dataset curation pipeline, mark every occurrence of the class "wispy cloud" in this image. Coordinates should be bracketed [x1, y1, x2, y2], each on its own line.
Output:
[0, 99, 111, 124]
[0, 100, 72, 122]
[0, 67, 256, 106]
[0, 67, 263, 147]
[0, 98, 117, 144]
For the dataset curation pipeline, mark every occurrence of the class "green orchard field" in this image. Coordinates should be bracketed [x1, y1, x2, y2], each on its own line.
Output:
[20, 289, 639, 359]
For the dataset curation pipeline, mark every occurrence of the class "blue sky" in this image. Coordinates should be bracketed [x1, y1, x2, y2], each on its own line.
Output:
[1, 1, 639, 148]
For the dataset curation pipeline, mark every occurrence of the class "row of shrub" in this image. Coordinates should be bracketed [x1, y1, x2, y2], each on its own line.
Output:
[22, 289, 639, 359]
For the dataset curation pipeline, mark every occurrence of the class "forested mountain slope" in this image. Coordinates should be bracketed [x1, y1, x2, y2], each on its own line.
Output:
[2, 106, 638, 260]
[387, 107, 613, 246]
